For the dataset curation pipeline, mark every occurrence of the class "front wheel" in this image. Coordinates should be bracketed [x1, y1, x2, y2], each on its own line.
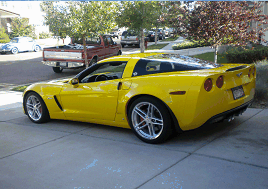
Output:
[24, 92, 50, 123]
[128, 97, 172, 144]
[11, 48, 18, 54]
[52, 67, 63, 73]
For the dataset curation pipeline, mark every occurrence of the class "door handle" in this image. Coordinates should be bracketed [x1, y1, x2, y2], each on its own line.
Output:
[117, 82, 122, 90]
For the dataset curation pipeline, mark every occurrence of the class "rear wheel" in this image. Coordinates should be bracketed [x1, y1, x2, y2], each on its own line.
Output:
[117, 51, 122, 55]
[24, 92, 50, 123]
[121, 44, 125, 48]
[34, 45, 40, 52]
[128, 97, 172, 144]
[52, 67, 63, 73]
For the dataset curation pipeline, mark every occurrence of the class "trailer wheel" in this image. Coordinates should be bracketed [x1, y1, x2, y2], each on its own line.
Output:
[52, 67, 63, 73]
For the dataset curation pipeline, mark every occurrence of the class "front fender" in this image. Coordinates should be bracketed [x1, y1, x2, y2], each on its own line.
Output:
[23, 83, 66, 119]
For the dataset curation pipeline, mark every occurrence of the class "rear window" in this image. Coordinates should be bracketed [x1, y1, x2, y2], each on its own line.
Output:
[72, 36, 101, 45]
[132, 55, 221, 77]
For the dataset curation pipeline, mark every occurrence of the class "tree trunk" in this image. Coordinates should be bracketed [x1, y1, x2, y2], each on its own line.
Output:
[140, 28, 145, 53]
[155, 28, 158, 45]
[214, 46, 218, 64]
[83, 34, 88, 68]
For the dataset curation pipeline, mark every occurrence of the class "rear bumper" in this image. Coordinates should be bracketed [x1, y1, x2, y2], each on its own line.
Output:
[121, 41, 139, 45]
[204, 99, 253, 125]
[42, 61, 85, 68]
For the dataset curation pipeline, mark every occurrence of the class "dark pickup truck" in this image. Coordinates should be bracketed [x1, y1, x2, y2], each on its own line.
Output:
[42, 35, 122, 73]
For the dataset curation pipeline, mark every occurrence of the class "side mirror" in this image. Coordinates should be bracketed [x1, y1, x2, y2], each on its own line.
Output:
[71, 78, 79, 85]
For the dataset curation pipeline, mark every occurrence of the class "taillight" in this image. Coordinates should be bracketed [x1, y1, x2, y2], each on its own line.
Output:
[204, 78, 213, 92]
[136, 37, 138, 41]
[248, 68, 251, 78]
[216, 75, 224, 88]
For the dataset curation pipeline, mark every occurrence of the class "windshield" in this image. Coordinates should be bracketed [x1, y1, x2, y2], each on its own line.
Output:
[10, 38, 18, 43]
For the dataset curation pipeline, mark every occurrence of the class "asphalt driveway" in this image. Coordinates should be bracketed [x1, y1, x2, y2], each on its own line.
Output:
[0, 95, 268, 189]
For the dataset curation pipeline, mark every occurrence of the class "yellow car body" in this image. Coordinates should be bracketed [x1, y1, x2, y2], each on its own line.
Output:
[23, 53, 255, 143]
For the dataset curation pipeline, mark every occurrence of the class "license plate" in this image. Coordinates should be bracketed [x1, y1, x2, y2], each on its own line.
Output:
[231, 86, 245, 100]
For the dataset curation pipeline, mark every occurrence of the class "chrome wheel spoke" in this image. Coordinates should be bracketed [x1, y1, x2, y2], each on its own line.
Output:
[151, 117, 163, 126]
[26, 103, 34, 110]
[136, 123, 149, 130]
[134, 119, 146, 129]
[134, 107, 146, 119]
[148, 124, 155, 137]
[35, 109, 41, 118]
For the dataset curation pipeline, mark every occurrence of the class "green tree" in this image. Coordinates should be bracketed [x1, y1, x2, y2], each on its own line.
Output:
[41, 1, 117, 67]
[0, 27, 10, 43]
[116, 1, 165, 52]
[9, 18, 36, 39]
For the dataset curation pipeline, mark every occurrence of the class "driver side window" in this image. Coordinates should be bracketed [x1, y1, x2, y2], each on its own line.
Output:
[80, 62, 127, 83]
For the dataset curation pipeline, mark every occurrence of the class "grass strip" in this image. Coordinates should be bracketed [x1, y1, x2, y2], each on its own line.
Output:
[192, 52, 229, 64]
[146, 43, 169, 50]
[11, 84, 30, 92]
[160, 37, 179, 42]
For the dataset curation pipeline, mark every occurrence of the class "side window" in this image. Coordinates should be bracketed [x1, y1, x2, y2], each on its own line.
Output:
[132, 59, 174, 77]
[80, 62, 127, 83]
[103, 36, 108, 46]
[107, 37, 113, 45]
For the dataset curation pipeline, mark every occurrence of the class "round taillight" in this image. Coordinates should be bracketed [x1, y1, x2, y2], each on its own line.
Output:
[248, 68, 251, 78]
[204, 78, 213, 92]
[216, 75, 224, 88]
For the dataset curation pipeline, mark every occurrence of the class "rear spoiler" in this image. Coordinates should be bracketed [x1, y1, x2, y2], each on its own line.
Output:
[225, 65, 247, 72]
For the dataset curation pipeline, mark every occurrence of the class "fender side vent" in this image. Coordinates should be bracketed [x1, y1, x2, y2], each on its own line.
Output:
[54, 95, 63, 111]
[226, 65, 247, 72]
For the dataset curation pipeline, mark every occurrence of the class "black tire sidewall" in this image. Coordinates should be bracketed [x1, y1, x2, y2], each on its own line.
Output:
[24, 92, 50, 123]
[53, 67, 63, 73]
[128, 96, 172, 144]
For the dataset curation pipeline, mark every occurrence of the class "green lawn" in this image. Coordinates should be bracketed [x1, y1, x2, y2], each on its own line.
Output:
[11, 85, 30, 92]
[160, 37, 179, 42]
[146, 43, 169, 50]
[192, 52, 229, 64]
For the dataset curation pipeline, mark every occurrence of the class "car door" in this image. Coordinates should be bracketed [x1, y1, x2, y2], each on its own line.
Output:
[107, 36, 118, 56]
[59, 62, 127, 121]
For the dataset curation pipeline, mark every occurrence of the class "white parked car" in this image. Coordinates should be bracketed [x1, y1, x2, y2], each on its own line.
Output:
[0, 36, 42, 54]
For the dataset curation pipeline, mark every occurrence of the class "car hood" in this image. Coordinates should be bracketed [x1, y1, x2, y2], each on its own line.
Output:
[0, 42, 16, 49]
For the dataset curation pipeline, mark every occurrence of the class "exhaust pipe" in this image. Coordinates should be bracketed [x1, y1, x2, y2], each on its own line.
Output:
[227, 115, 235, 122]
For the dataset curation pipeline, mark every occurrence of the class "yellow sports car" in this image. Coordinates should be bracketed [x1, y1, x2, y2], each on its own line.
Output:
[23, 53, 255, 144]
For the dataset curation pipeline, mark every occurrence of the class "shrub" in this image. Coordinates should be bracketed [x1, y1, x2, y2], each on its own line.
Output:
[254, 59, 268, 101]
[172, 40, 211, 50]
[0, 27, 10, 43]
[224, 45, 268, 64]
[39, 32, 51, 39]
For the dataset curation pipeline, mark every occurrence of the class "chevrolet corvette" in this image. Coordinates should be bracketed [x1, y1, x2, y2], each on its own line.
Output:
[23, 53, 255, 143]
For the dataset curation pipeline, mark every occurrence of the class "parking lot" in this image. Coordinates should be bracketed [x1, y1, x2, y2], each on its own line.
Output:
[0, 92, 268, 189]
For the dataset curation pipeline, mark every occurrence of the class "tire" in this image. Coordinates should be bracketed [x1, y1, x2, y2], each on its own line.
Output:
[128, 96, 172, 144]
[135, 44, 140, 48]
[11, 48, 18, 54]
[89, 58, 97, 66]
[34, 45, 40, 52]
[23, 92, 50, 123]
[117, 50, 122, 55]
[52, 67, 63, 73]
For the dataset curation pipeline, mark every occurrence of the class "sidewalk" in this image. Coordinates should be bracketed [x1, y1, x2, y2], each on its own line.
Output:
[123, 36, 214, 55]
